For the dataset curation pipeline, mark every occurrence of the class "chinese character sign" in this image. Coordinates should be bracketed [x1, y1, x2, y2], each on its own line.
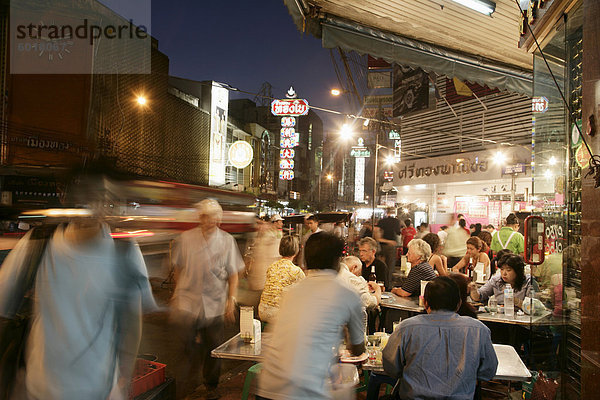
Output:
[274, 97, 309, 180]
[271, 99, 310, 116]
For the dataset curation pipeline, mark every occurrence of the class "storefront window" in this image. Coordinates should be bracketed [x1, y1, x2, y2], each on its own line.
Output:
[531, 3, 582, 397]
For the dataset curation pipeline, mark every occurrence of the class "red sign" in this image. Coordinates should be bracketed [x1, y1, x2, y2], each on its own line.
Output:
[280, 149, 295, 158]
[271, 99, 310, 116]
[279, 170, 294, 180]
[532, 97, 549, 113]
[280, 128, 295, 137]
[281, 117, 296, 127]
[280, 159, 294, 169]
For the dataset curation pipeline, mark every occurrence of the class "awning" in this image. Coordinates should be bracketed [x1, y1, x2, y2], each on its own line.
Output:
[283, 0, 533, 95]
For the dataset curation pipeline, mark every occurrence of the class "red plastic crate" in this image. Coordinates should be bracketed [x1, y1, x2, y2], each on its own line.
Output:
[130, 359, 166, 398]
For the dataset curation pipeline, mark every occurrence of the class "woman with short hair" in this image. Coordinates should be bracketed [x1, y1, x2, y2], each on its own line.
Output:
[259, 235, 305, 323]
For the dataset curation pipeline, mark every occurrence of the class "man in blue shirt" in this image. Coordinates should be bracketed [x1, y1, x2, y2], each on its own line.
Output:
[383, 276, 498, 399]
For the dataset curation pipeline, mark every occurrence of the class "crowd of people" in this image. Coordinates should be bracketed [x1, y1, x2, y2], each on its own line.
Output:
[0, 195, 539, 400]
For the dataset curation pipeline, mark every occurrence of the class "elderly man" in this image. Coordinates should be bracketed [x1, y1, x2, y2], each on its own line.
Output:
[171, 199, 245, 399]
[383, 276, 498, 399]
[256, 232, 365, 400]
[391, 239, 437, 297]
[339, 255, 381, 310]
[358, 237, 390, 291]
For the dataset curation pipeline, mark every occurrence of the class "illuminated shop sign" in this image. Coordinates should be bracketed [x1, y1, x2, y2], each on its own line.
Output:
[271, 99, 309, 116]
[228, 140, 253, 169]
[273, 87, 309, 180]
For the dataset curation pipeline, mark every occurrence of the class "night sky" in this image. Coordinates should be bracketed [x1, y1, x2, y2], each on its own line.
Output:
[150, 0, 345, 131]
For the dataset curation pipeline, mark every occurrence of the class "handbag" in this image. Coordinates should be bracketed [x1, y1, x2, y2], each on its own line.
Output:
[0, 225, 56, 400]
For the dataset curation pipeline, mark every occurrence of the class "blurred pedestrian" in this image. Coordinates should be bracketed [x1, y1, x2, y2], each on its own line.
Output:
[256, 232, 365, 400]
[299, 215, 321, 268]
[170, 199, 245, 400]
[244, 215, 284, 308]
[443, 215, 470, 269]
[437, 225, 448, 246]
[400, 218, 416, 255]
[0, 201, 156, 398]
[375, 208, 401, 284]
[415, 222, 430, 239]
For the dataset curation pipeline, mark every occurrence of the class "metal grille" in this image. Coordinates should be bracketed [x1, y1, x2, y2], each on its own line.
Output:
[398, 76, 532, 160]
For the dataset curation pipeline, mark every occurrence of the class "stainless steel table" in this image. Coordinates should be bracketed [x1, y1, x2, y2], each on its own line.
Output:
[478, 309, 552, 326]
[379, 293, 424, 313]
[363, 344, 531, 381]
[211, 333, 270, 361]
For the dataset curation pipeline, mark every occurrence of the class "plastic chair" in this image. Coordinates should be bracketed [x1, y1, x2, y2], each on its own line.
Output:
[241, 362, 262, 400]
[366, 371, 395, 400]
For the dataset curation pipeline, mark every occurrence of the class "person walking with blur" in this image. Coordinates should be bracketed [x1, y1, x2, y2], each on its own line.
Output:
[0, 171, 157, 400]
[299, 215, 321, 268]
[437, 225, 448, 246]
[170, 199, 245, 400]
[256, 232, 365, 400]
[400, 218, 416, 255]
[259, 235, 305, 323]
[443, 215, 470, 270]
[244, 215, 284, 309]
[490, 213, 524, 257]
[375, 208, 401, 280]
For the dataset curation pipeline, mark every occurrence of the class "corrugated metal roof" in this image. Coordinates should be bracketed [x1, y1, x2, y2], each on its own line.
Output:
[306, 0, 531, 71]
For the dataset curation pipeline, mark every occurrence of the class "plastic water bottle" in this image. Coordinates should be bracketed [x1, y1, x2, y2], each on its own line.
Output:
[488, 295, 497, 315]
[504, 284, 514, 317]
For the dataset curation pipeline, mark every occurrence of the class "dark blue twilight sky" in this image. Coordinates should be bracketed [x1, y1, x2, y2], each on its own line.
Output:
[150, 0, 345, 130]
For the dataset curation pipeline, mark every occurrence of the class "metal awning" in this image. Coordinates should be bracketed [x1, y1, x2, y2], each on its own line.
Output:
[284, 0, 533, 95]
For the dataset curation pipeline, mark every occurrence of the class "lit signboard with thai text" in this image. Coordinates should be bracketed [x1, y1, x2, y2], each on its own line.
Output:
[273, 88, 309, 180]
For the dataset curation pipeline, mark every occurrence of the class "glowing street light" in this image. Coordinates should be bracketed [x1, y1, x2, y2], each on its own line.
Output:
[385, 155, 396, 165]
[493, 151, 507, 165]
[331, 88, 342, 96]
[549, 156, 557, 165]
[326, 174, 333, 180]
[340, 123, 353, 140]
[136, 95, 147, 106]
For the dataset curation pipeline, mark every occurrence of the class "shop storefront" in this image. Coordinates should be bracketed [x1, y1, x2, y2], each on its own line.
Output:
[392, 147, 533, 228]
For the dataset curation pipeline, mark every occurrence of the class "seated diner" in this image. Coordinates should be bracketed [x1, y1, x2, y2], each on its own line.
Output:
[469, 254, 538, 309]
[391, 239, 437, 297]
[452, 236, 491, 281]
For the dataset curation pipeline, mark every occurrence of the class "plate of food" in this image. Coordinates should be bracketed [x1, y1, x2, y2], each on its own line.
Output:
[340, 352, 368, 363]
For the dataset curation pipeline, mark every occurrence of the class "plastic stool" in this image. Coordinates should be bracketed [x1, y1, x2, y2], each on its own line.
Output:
[241, 362, 262, 400]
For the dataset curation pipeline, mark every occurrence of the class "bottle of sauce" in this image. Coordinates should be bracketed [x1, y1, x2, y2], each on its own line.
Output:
[467, 257, 474, 279]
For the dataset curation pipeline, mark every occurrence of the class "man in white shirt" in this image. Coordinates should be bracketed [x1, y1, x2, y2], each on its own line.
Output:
[257, 232, 365, 400]
[171, 199, 245, 399]
[338, 255, 381, 310]
[299, 214, 321, 268]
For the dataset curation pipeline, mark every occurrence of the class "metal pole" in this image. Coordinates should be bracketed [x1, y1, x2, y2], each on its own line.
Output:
[372, 129, 379, 227]
[510, 173, 516, 211]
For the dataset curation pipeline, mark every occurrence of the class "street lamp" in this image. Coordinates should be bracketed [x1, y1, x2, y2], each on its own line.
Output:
[136, 95, 147, 107]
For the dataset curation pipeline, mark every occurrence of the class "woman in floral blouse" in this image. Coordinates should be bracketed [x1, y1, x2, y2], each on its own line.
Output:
[259, 235, 305, 323]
